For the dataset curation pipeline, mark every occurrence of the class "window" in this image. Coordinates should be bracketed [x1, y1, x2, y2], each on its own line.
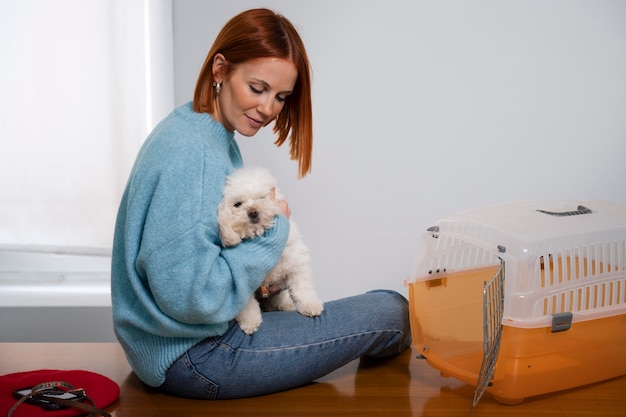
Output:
[0, 0, 173, 254]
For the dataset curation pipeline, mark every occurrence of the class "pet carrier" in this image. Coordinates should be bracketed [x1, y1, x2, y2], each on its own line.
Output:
[407, 200, 626, 406]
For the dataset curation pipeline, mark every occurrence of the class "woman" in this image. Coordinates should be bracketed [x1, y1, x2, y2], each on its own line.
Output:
[111, 8, 411, 399]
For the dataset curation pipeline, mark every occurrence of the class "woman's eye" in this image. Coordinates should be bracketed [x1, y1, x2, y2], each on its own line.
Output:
[250, 85, 263, 95]
[233, 202, 242, 208]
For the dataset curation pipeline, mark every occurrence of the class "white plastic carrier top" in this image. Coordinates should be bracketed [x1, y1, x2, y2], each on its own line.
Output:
[411, 200, 626, 329]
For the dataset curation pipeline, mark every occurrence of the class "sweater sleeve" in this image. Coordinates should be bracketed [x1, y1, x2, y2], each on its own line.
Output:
[137, 216, 289, 325]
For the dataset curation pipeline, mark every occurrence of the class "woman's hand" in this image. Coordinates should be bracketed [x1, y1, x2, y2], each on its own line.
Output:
[277, 200, 291, 219]
[255, 283, 284, 300]
[270, 187, 291, 219]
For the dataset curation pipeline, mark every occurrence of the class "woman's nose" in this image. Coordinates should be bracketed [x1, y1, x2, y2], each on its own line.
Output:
[257, 96, 274, 117]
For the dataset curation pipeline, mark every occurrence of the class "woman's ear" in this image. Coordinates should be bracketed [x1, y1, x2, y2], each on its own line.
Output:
[212, 53, 227, 82]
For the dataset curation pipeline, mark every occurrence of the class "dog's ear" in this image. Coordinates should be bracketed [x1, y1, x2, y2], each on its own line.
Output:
[217, 201, 242, 247]
[219, 222, 242, 247]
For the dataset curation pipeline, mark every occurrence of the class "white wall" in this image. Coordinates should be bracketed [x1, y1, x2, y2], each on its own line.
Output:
[173, 0, 626, 302]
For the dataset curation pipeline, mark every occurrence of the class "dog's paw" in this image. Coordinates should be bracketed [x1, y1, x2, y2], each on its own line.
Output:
[238, 320, 261, 335]
[297, 299, 324, 318]
[236, 298, 263, 335]
[237, 316, 262, 335]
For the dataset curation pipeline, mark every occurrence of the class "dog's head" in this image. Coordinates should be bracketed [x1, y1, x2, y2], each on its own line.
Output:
[217, 167, 282, 247]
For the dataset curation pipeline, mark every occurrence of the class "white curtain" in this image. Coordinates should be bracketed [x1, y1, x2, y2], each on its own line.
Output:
[0, 0, 174, 254]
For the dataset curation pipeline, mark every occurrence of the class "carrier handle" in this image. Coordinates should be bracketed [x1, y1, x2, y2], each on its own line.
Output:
[536, 205, 592, 217]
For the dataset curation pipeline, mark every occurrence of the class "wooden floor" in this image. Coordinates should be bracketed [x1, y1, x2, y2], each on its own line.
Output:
[1, 343, 624, 417]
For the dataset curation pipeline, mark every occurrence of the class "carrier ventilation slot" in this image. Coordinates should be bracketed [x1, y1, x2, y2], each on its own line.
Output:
[542, 278, 626, 315]
[473, 259, 505, 408]
[538, 240, 626, 289]
[425, 235, 501, 276]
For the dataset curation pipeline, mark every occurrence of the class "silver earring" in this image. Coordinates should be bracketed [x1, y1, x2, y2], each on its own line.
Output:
[213, 81, 222, 95]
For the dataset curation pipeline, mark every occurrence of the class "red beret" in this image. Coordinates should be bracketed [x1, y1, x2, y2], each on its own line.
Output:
[0, 369, 119, 417]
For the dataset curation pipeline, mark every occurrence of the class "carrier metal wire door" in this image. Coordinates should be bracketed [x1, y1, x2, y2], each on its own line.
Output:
[472, 258, 505, 407]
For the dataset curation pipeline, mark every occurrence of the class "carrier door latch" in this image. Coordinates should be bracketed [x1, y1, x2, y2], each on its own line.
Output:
[551, 312, 573, 333]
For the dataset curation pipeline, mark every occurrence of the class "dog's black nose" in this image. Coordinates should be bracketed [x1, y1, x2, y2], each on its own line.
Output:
[248, 208, 259, 223]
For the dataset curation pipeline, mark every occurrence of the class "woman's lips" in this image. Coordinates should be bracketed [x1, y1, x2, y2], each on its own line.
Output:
[246, 115, 263, 128]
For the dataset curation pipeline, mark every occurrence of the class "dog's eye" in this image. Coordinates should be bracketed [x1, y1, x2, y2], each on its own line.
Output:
[233, 202, 242, 208]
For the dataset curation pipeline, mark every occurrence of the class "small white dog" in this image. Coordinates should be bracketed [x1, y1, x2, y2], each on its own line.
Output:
[217, 167, 324, 335]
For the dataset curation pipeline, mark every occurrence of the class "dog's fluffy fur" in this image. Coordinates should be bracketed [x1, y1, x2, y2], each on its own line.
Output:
[217, 167, 324, 335]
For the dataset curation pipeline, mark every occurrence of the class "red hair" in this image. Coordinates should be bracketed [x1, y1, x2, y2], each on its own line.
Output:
[193, 9, 313, 178]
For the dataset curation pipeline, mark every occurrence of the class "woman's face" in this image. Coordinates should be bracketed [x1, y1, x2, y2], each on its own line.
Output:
[212, 55, 298, 137]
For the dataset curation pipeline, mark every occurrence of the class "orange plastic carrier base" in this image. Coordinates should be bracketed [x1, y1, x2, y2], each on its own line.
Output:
[407, 200, 626, 405]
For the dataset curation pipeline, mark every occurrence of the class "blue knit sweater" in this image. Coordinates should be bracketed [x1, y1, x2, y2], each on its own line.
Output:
[111, 102, 290, 387]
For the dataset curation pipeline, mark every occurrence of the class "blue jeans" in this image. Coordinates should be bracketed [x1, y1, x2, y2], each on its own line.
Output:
[160, 290, 412, 399]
